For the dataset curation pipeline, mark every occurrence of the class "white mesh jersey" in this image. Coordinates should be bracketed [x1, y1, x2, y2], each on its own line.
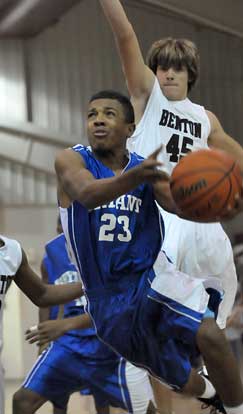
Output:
[128, 77, 211, 173]
[127, 77, 237, 328]
[0, 235, 22, 317]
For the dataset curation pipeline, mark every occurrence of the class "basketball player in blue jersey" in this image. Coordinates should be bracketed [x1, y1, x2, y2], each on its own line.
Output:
[54, 89, 236, 413]
[13, 219, 155, 414]
[0, 235, 83, 411]
[97, 2, 243, 413]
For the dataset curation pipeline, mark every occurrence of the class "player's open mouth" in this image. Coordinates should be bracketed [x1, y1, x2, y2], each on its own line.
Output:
[94, 131, 108, 137]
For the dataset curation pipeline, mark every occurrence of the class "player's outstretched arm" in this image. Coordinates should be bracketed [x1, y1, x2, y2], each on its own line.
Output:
[14, 248, 83, 307]
[207, 111, 243, 215]
[55, 147, 165, 209]
[207, 110, 243, 172]
[25, 314, 92, 346]
[99, 0, 154, 119]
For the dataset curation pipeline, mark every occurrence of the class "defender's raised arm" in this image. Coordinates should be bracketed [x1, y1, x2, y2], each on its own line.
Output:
[99, 0, 154, 120]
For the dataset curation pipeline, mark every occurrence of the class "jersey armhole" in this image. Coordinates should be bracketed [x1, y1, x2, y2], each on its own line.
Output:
[130, 77, 159, 141]
[71, 145, 88, 169]
[205, 111, 212, 140]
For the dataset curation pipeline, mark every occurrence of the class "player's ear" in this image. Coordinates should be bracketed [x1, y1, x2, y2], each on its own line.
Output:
[127, 123, 136, 138]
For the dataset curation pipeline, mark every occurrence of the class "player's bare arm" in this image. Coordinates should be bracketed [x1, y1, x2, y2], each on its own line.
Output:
[153, 178, 178, 214]
[99, 0, 154, 121]
[207, 110, 243, 173]
[55, 147, 165, 210]
[14, 248, 83, 307]
[25, 313, 92, 346]
[207, 110, 243, 214]
[39, 261, 51, 323]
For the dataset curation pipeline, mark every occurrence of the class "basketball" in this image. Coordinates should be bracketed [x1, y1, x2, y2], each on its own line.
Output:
[170, 149, 242, 221]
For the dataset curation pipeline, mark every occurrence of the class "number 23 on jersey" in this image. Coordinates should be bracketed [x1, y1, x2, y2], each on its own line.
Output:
[98, 213, 132, 242]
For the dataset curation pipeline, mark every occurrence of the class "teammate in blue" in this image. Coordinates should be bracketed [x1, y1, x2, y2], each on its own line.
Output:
[54, 89, 228, 412]
[13, 218, 155, 414]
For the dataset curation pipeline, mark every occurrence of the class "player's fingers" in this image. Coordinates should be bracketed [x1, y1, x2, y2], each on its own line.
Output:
[28, 332, 50, 344]
[25, 325, 38, 335]
[37, 339, 50, 347]
[27, 335, 40, 344]
[148, 145, 163, 160]
[37, 341, 43, 347]
[148, 169, 169, 180]
[25, 331, 39, 340]
[145, 158, 163, 167]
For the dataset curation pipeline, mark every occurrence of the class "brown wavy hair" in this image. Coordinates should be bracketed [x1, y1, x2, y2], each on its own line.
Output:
[146, 37, 199, 92]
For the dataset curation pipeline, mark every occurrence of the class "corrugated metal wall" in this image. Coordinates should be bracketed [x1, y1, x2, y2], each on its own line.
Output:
[0, 39, 27, 122]
[26, 0, 243, 144]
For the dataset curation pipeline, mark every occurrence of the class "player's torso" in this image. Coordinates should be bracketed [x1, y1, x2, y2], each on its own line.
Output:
[128, 77, 211, 175]
[128, 78, 232, 270]
[60, 146, 163, 291]
[0, 235, 22, 315]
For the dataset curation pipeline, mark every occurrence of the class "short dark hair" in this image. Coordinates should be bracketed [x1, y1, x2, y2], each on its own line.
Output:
[146, 37, 199, 92]
[89, 90, 135, 123]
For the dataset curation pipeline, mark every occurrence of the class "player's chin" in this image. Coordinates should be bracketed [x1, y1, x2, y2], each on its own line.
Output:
[90, 137, 106, 148]
[92, 142, 110, 156]
[161, 88, 180, 101]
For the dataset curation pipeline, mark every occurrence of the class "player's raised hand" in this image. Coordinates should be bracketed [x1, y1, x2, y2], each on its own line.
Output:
[147, 144, 164, 161]
[133, 145, 168, 184]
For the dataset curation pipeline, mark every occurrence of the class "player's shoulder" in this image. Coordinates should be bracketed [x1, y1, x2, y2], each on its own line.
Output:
[129, 151, 145, 165]
[45, 233, 65, 249]
[72, 144, 87, 153]
[186, 97, 207, 112]
[185, 99, 211, 129]
[55, 145, 88, 172]
[72, 144, 95, 163]
[57, 144, 89, 160]
[0, 235, 23, 274]
[130, 151, 145, 161]
[205, 109, 217, 123]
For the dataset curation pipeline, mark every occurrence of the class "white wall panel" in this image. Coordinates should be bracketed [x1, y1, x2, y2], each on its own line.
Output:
[26, 0, 243, 146]
[0, 130, 30, 161]
[0, 39, 27, 121]
[0, 157, 57, 205]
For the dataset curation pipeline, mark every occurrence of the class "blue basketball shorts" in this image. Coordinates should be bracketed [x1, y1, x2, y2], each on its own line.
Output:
[86, 252, 212, 390]
[23, 334, 153, 413]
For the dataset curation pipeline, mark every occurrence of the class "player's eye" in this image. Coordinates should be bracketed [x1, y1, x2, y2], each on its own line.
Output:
[106, 110, 116, 116]
[87, 112, 95, 118]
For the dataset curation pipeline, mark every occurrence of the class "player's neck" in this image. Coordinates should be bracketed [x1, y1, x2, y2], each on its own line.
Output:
[93, 148, 129, 174]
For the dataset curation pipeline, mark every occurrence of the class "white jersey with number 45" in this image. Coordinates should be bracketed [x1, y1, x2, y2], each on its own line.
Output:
[127, 77, 237, 329]
[128, 77, 211, 174]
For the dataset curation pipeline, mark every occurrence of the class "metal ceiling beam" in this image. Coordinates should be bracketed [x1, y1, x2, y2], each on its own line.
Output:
[0, 0, 81, 37]
[131, 0, 243, 39]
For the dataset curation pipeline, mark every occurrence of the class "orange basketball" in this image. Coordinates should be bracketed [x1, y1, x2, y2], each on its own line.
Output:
[170, 149, 242, 222]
